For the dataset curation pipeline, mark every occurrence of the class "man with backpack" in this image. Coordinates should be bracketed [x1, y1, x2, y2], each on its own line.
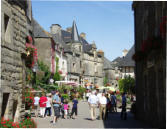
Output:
[110, 92, 117, 112]
[121, 92, 127, 120]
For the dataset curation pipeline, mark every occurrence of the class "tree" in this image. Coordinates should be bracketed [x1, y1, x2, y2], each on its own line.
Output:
[104, 77, 108, 86]
[53, 72, 61, 81]
[53, 57, 61, 81]
[37, 60, 51, 84]
[118, 76, 135, 94]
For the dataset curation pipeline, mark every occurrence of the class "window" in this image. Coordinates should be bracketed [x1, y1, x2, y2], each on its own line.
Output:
[73, 63, 75, 68]
[79, 46, 81, 52]
[4, 14, 9, 33]
[1, 93, 10, 117]
[13, 100, 18, 118]
[4, 13, 12, 43]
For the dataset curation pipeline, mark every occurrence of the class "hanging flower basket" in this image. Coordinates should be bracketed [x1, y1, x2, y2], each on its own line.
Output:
[25, 36, 38, 68]
[133, 35, 164, 62]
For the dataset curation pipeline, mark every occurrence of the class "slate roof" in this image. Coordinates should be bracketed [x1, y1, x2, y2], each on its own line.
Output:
[32, 18, 51, 38]
[61, 30, 71, 43]
[60, 24, 93, 53]
[71, 21, 81, 43]
[118, 45, 135, 67]
[104, 57, 113, 70]
[51, 33, 72, 52]
[111, 57, 122, 68]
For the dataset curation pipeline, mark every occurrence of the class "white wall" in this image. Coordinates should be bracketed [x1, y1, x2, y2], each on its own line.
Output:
[55, 51, 68, 80]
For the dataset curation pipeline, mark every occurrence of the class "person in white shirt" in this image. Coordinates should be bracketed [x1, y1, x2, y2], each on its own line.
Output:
[86, 90, 91, 101]
[34, 94, 40, 117]
[99, 92, 107, 120]
[88, 91, 99, 121]
[96, 89, 102, 119]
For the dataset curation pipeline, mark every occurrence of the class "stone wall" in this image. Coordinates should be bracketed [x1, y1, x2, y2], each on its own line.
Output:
[83, 53, 104, 86]
[132, 2, 166, 128]
[34, 38, 52, 70]
[1, 0, 32, 121]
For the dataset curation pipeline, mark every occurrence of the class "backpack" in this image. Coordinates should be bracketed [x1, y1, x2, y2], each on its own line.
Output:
[111, 95, 116, 104]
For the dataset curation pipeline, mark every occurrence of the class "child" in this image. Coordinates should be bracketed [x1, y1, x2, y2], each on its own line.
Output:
[63, 100, 69, 119]
[71, 96, 78, 119]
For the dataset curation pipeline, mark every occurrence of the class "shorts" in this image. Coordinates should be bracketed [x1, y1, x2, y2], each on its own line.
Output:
[71, 108, 77, 116]
[64, 110, 68, 115]
[34, 104, 39, 109]
[53, 106, 60, 117]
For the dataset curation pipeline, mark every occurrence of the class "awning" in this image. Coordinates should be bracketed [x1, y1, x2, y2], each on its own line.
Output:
[55, 81, 80, 86]
[97, 86, 116, 91]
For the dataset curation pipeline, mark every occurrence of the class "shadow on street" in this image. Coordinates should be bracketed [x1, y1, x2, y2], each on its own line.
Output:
[102, 110, 152, 128]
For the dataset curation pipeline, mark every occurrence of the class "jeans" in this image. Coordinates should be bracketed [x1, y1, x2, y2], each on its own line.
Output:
[45, 107, 51, 116]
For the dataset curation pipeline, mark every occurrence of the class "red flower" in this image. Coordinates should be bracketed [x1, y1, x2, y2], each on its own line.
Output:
[59, 70, 63, 74]
[1, 121, 6, 124]
[27, 36, 33, 44]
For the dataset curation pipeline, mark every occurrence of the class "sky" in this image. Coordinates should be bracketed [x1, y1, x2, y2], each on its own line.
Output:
[32, 1, 134, 61]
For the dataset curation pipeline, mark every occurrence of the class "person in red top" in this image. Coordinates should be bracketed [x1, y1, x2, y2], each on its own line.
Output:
[39, 93, 47, 118]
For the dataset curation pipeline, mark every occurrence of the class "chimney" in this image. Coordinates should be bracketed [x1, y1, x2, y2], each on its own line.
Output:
[50, 24, 61, 34]
[122, 49, 128, 57]
[80, 32, 86, 40]
[66, 27, 72, 33]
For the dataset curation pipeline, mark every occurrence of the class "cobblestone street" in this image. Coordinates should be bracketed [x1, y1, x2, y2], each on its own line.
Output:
[33, 101, 151, 128]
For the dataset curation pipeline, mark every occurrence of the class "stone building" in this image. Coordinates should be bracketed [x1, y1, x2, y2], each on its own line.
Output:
[119, 45, 135, 78]
[1, 0, 32, 121]
[103, 57, 120, 90]
[33, 20, 68, 80]
[32, 19, 53, 71]
[132, 2, 166, 128]
[50, 21, 104, 86]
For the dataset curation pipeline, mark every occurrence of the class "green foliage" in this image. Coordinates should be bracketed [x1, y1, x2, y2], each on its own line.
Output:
[76, 86, 86, 97]
[0, 118, 37, 128]
[19, 118, 37, 128]
[104, 77, 108, 86]
[118, 76, 135, 94]
[37, 60, 51, 84]
[55, 57, 59, 72]
[53, 72, 61, 81]
[26, 68, 34, 84]
[61, 94, 70, 101]
[37, 82, 58, 93]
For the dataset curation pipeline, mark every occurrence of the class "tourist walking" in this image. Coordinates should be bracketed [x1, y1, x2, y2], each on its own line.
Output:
[86, 90, 91, 101]
[71, 96, 78, 119]
[44, 93, 52, 117]
[121, 92, 127, 120]
[99, 93, 107, 120]
[111, 92, 117, 112]
[105, 93, 111, 119]
[96, 89, 102, 119]
[39, 93, 47, 118]
[63, 100, 69, 119]
[33, 94, 40, 117]
[52, 91, 61, 123]
[88, 91, 99, 121]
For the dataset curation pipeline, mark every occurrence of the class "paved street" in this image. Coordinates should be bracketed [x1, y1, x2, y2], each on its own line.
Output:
[33, 101, 151, 128]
